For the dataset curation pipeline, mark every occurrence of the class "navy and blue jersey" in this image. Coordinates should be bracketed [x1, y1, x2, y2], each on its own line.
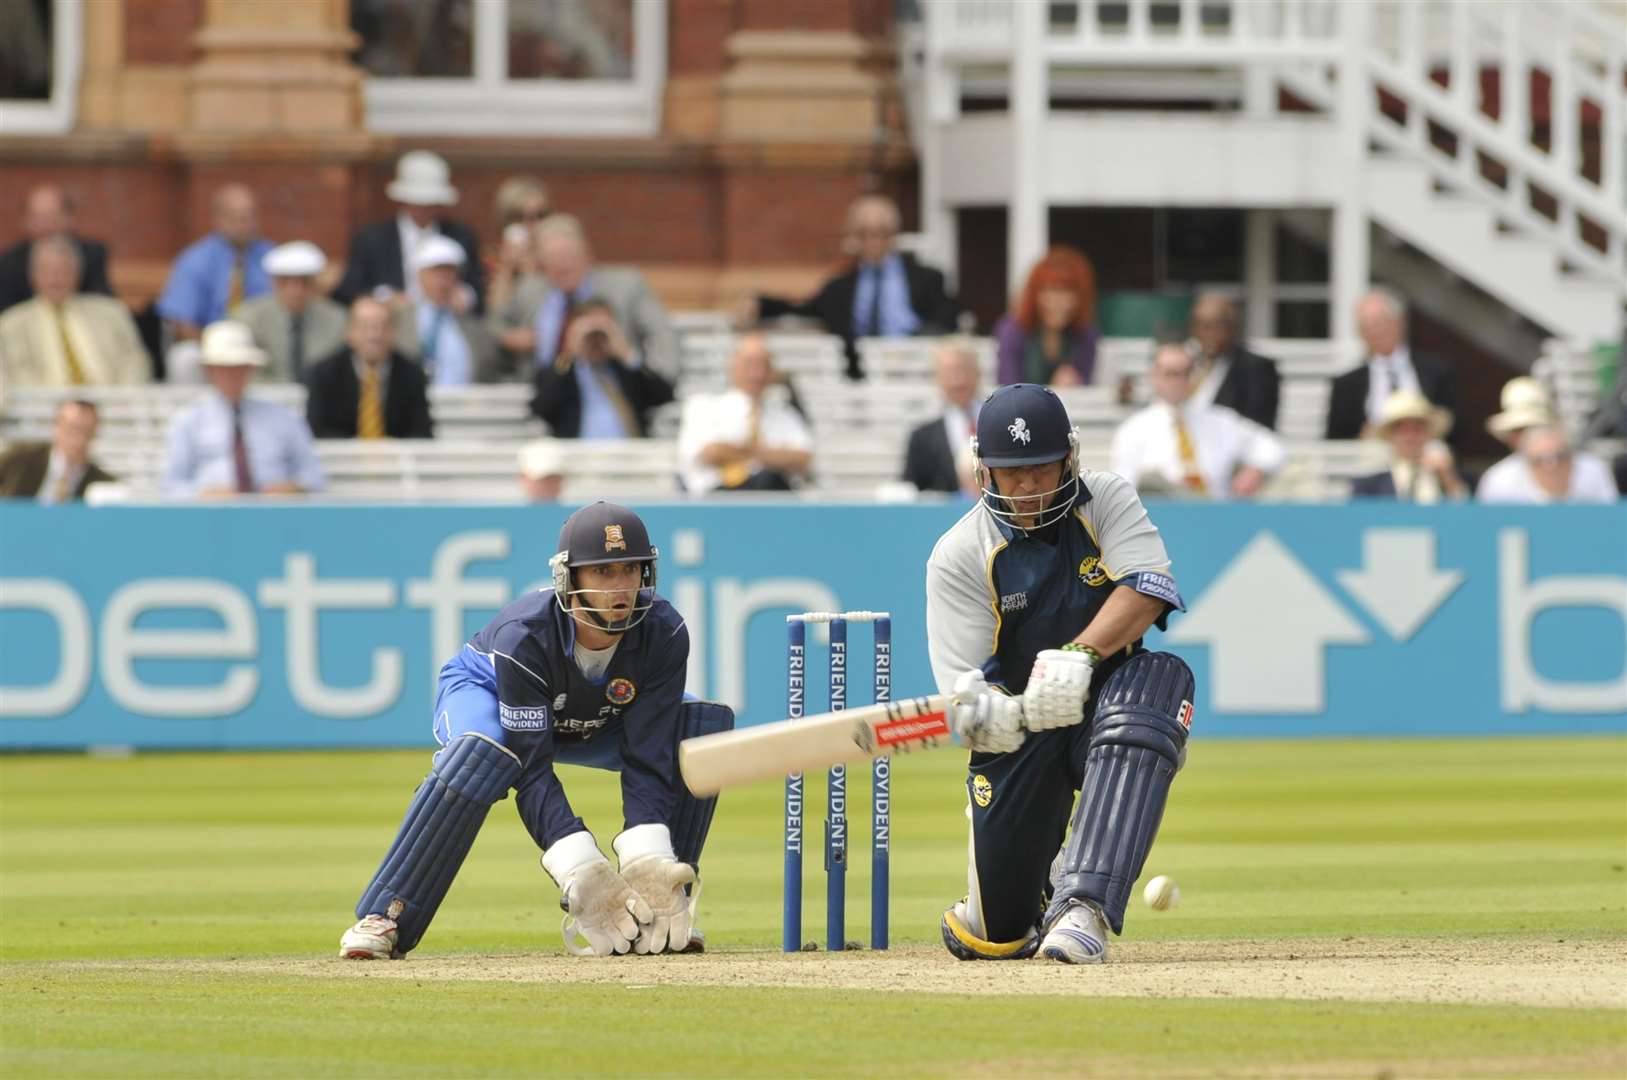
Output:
[435, 588, 689, 851]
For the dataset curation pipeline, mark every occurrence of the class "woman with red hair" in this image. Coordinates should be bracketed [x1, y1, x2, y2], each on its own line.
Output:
[994, 247, 1099, 387]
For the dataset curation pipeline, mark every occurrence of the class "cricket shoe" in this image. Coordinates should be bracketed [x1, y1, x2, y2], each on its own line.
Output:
[1040, 898, 1109, 964]
[339, 914, 399, 960]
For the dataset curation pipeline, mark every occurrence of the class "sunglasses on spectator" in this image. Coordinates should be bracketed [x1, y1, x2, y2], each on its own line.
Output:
[1529, 451, 1571, 466]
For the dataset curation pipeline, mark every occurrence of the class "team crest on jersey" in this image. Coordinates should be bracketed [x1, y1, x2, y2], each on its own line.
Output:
[606, 678, 637, 705]
[553, 693, 568, 711]
[1077, 555, 1109, 587]
[971, 774, 994, 807]
[604, 524, 627, 552]
[1007, 417, 1031, 445]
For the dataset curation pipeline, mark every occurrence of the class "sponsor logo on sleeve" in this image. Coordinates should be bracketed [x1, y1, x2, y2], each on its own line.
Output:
[605, 678, 637, 706]
[499, 702, 549, 731]
[1133, 571, 1181, 606]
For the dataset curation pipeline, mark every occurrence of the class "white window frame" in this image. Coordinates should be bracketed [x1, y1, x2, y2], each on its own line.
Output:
[0, 0, 82, 136]
[362, 0, 666, 137]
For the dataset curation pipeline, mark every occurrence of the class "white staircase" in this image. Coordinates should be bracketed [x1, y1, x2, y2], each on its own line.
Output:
[904, 0, 1627, 346]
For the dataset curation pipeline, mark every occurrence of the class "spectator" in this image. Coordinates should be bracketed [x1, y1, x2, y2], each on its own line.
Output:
[492, 213, 678, 380]
[743, 194, 960, 379]
[486, 218, 543, 355]
[1110, 342, 1285, 499]
[1326, 288, 1458, 442]
[1350, 390, 1467, 501]
[156, 184, 272, 341]
[1187, 291, 1281, 429]
[518, 438, 567, 502]
[994, 247, 1099, 388]
[233, 241, 347, 384]
[678, 333, 813, 493]
[0, 184, 114, 313]
[305, 297, 433, 440]
[396, 235, 500, 384]
[0, 237, 149, 396]
[530, 298, 673, 437]
[494, 175, 552, 232]
[159, 321, 325, 498]
[1485, 375, 1557, 449]
[902, 339, 982, 496]
[1478, 421, 1617, 504]
[0, 399, 114, 502]
[335, 151, 484, 312]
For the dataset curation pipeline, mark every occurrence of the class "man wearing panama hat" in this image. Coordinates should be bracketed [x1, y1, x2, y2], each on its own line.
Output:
[335, 151, 485, 313]
[1477, 375, 1617, 502]
[1350, 389, 1467, 502]
[159, 321, 324, 498]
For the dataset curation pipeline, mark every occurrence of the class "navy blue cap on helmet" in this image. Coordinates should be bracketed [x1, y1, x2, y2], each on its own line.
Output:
[974, 384, 1074, 467]
[556, 502, 657, 568]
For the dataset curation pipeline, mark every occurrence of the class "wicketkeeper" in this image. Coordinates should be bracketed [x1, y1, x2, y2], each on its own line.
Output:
[927, 383, 1194, 963]
[341, 502, 732, 959]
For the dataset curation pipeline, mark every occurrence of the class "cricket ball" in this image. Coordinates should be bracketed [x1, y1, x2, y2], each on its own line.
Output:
[1143, 874, 1180, 911]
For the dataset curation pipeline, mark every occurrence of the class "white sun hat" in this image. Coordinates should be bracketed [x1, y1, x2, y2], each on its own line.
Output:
[386, 150, 458, 207]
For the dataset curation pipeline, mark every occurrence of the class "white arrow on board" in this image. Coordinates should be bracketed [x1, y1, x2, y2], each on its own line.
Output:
[1167, 531, 1368, 712]
[1336, 528, 1463, 642]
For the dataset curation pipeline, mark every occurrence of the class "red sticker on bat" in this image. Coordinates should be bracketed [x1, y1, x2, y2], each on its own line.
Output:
[874, 711, 951, 747]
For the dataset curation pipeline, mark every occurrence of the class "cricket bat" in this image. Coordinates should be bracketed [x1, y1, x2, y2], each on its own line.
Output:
[679, 695, 954, 796]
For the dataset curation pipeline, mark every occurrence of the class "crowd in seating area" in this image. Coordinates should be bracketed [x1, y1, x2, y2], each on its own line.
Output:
[0, 151, 1621, 506]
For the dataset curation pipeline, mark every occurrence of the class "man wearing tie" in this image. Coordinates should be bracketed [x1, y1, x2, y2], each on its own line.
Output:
[159, 321, 325, 498]
[677, 333, 814, 493]
[396, 235, 499, 385]
[157, 185, 273, 343]
[0, 237, 150, 397]
[304, 297, 434, 440]
[0, 399, 115, 502]
[903, 340, 983, 496]
[530, 299, 673, 438]
[233, 241, 347, 384]
[1325, 289, 1459, 443]
[743, 194, 961, 379]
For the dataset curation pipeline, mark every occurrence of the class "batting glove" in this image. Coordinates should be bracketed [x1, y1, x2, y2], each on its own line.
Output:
[950, 669, 1026, 754]
[1022, 647, 1096, 731]
[542, 831, 652, 957]
[614, 824, 697, 955]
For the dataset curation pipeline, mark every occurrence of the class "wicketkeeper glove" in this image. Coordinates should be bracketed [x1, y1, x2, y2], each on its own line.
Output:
[542, 831, 652, 957]
[614, 824, 697, 955]
[950, 669, 1026, 754]
[1022, 645, 1097, 731]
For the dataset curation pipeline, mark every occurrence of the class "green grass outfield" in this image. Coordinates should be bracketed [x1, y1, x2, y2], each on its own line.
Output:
[2, 736, 1624, 1078]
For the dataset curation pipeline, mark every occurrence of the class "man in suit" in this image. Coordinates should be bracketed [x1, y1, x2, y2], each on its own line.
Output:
[531, 299, 673, 438]
[1188, 292, 1280, 429]
[1326, 289, 1459, 443]
[0, 184, 114, 313]
[0, 398, 114, 501]
[1350, 389, 1467, 502]
[744, 194, 961, 379]
[491, 213, 678, 381]
[305, 297, 434, 440]
[233, 241, 348, 384]
[902, 339, 981, 496]
[394, 235, 501, 384]
[334, 151, 485, 313]
[0, 237, 150, 399]
[157, 184, 274, 342]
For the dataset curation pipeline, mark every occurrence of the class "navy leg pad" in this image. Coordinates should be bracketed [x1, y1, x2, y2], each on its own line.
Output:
[354, 733, 521, 954]
[671, 700, 734, 868]
[1048, 651, 1193, 935]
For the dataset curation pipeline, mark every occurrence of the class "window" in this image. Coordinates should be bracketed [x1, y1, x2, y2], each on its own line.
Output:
[353, 0, 664, 136]
[0, 0, 81, 136]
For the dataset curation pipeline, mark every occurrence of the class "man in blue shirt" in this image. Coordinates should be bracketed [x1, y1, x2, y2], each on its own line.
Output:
[926, 383, 1194, 964]
[340, 503, 733, 959]
[157, 185, 273, 342]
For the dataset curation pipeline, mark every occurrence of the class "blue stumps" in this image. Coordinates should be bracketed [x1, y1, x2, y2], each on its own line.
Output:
[782, 618, 805, 953]
[871, 615, 891, 951]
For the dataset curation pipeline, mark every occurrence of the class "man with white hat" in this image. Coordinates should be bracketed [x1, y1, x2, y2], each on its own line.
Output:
[1350, 389, 1466, 502]
[335, 151, 484, 313]
[233, 241, 347, 383]
[518, 438, 567, 501]
[1477, 376, 1616, 502]
[392, 234, 500, 385]
[159, 321, 325, 498]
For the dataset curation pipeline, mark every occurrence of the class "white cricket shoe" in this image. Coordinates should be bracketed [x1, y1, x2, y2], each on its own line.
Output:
[339, 914, 399, 959]
[1040, 899, 1109, 965]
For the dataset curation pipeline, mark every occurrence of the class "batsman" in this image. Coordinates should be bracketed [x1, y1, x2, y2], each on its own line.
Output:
[929, 383, 1193, 964]
[340, 502, 732, 959]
